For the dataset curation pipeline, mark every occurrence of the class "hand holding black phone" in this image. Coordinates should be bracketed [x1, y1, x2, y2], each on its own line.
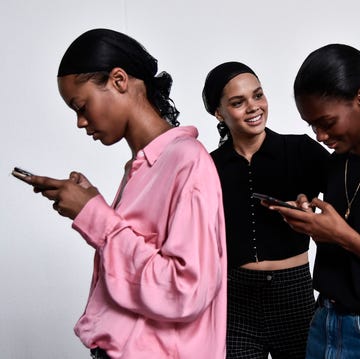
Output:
[252, 192, 305, 211]
[12, 167, 34, 183]
[12, 167, 59, 191]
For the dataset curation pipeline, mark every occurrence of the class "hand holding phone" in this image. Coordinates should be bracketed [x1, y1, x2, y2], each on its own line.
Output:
[12, 167, 34, 183]
[12, 166, 100, 219]
[12, 166, 59, 191]
[252, 192, 305, 211]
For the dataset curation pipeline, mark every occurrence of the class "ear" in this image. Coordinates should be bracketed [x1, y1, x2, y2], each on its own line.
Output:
[109, 67, 128, 93]
[215, 109, 224, 122]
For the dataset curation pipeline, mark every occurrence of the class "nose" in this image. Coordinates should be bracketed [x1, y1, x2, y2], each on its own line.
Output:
[246, 100, 259, 113]
[77, 114, 88, 128]
[313, 127, 329, 142]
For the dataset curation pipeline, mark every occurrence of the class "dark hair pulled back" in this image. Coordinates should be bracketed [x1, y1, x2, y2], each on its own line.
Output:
[58, 28, 180, 126]
[294, 43, 360, 102]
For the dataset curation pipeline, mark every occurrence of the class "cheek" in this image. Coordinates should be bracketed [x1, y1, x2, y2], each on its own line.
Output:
[347, 121, 360, 141]
[223, 113, 243, 129]
[95, 91, 118, 118]
[263, 101, 269, 112]
[261, 102, 269, 117]
[226, 107, 245, 120]
[97, 105, 118, 127]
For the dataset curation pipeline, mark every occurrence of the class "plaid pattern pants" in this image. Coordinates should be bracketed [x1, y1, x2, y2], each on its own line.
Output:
[226, 263, 315, 359]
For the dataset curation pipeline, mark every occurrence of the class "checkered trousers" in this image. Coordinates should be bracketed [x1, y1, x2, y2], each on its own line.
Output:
[226, 263, 315, 359]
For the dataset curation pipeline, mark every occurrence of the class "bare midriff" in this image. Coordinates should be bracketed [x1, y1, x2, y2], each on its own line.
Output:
[241, 252, 308, 270]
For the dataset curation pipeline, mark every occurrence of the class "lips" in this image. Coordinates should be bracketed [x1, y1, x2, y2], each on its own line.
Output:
[324, 141, 337, 149]
[86, 130, 99, 140]
[245, 114, 262, 123]
[86, 128, 97, 136]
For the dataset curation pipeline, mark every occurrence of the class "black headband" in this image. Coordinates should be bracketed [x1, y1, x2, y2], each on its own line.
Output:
[58, 28, 157, 80]
[202, 61, 257, 115]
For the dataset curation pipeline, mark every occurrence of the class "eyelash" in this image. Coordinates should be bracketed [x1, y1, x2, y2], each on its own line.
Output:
[76, 106, 86, 114]
[309, 120, 336, 134]
[231, 93, 263, 107]
[232, 101, 243, 107]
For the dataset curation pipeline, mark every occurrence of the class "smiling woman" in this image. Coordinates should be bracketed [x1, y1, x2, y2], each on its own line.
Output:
[281, 43, 360, 359]
[202, 61, 330, 359]
[295, 94, 360, 153]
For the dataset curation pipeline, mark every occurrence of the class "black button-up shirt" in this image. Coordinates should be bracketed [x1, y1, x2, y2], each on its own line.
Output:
[211, 128, 330, 269]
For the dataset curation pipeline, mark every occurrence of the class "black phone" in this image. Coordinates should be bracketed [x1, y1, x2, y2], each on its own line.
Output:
[252, 192, 304, 211]
[12, 167, 34, 183]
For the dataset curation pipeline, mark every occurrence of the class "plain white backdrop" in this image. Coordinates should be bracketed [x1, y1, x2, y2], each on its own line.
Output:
[1, 1, 359, 358]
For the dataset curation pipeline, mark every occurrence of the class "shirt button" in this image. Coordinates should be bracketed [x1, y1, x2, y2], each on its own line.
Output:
[138, 150, 145, 157]
[266, 275, 272, 281]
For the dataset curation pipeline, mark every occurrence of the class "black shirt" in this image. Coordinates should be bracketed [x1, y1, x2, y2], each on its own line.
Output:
[211, 128, 330, 269]
[313, 152, 360, 312]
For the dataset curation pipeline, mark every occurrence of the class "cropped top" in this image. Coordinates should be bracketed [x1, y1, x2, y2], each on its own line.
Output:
[211, 128, 330, 269]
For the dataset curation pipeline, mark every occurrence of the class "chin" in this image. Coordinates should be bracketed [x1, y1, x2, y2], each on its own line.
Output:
[101, 138, 120, 146]
[333, 145, 349, 154]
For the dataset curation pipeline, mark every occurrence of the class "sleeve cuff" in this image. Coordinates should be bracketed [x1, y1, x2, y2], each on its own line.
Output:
[72, 194, 124, 249]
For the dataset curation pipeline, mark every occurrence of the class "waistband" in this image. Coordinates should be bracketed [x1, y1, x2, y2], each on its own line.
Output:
[228, 262, 311, 283]
[90, 348, 110, 359]
[317, 295, 360, 316]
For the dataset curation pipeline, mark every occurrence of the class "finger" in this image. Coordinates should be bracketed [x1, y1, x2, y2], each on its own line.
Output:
[52, 201, 65, 216]
[271, 206, 309, 220]
[39, 189, 59, 202]
[296, 193, 311, 211]
[311, 197, 323, 205]
[76, 173, 92, 189]
[310, 197, 326, 212]
[29, 175, 62, 190]
[296, 193, 309, 202]
[69, 171, 80, 183]
[52, 200, 59, 211]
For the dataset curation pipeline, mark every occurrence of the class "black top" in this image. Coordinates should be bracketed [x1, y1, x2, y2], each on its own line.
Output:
[313, 152, 360, 312]
[211, 128, 330, 269]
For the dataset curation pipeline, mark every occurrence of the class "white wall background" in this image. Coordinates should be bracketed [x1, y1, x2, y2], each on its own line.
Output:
[1, 1, 359, 358]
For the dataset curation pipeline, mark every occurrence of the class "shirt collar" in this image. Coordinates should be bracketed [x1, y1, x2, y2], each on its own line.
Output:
[214, 127, 283, 161]
[137, 126, 199, 166]
[260, 128, 284, 158]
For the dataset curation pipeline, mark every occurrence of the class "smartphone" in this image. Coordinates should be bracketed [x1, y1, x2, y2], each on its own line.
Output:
[12, 167, 35, 183]
[252, 192, 304, 211]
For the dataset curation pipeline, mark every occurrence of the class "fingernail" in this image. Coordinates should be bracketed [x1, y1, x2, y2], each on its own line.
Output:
[302, 202, 310, 209]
